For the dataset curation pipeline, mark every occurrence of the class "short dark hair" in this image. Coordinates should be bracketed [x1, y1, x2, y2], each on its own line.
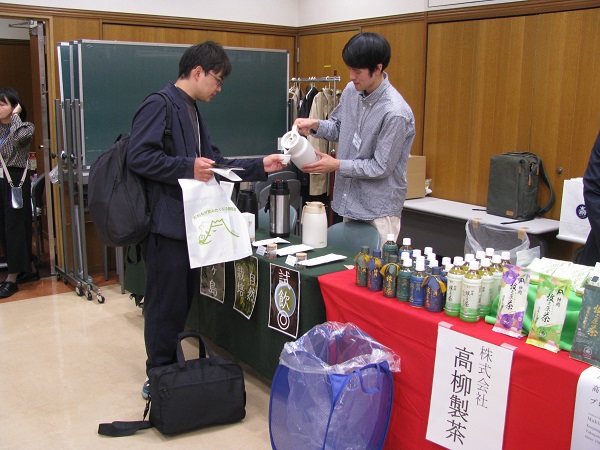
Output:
[342, 32, 391, 74]
[0, 87, 26, 120]
[178, 41, 232, 79]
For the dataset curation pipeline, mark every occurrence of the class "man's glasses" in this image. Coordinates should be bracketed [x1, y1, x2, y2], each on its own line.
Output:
[207, 72, 224, 88]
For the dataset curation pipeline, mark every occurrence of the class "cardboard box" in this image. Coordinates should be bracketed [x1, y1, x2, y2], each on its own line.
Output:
[406, 155, 426, 199]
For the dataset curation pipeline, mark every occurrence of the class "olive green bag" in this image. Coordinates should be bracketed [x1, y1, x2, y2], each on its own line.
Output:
[486, 152, 555, 223]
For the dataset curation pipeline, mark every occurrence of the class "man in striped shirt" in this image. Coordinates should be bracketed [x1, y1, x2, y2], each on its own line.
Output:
[295, 32, 415, 248]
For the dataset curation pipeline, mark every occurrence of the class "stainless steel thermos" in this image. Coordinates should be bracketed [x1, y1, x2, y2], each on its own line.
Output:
[268, 180, 290, 237]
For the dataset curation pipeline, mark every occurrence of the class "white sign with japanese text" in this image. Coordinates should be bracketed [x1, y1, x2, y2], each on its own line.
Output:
[426, 324, 514, 450]
[571, 366, 600, 449]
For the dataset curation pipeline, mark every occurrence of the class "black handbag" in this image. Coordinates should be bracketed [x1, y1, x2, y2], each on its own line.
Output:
[98, 330, 246, 437]
[486, 152, 555, 222]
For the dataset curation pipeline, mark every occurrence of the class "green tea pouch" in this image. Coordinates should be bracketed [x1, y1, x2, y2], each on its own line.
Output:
[492, 264, 531, 338]
[526, 274, 571, 352]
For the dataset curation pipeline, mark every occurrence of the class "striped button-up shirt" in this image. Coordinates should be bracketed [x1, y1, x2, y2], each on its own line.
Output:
[313, 74, 415, 220]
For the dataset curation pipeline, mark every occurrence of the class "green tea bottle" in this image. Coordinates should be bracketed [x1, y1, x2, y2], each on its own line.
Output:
[460, 260, 482, 322]
[489, 254, 503, 305]
[441, 256, 452, 276]
[382, 234, 399, 264]
[424, 265, 446, 312]
[444, 256, 464, 317]
[381, 254, 401, 298]
[367, 249, 383, 291]
[478, 257, 494, 318]
[409, 260, 427, 308]
[399, 237, 413, 258]
[354, 245, 370, 287]
[396, 258, 413, 302]
[501, 251, 511, 266]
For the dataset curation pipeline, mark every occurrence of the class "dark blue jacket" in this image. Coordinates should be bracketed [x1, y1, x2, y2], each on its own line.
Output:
[581, 129, 600, 265]
[128, 82, 267, 240]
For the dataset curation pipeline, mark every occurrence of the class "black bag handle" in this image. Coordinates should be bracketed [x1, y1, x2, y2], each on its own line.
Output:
[536, 158, 555, 217]
[98, 398, 152, 437]
[176, 330, 215, 369]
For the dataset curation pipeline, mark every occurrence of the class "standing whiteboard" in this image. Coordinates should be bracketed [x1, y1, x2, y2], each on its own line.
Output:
[57, 40, 289, 165]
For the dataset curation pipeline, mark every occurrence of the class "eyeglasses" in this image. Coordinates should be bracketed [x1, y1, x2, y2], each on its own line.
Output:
[207, 72, 224, 88]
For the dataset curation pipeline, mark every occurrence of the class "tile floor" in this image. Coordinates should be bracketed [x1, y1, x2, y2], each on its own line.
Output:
[0, 283, 273, 449]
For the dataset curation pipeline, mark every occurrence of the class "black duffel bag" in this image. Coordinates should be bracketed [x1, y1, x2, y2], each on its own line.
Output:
[98, 330, 246, 437]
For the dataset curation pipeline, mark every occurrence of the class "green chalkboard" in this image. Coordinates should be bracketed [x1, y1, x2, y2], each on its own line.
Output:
[58, 40, 289, 165]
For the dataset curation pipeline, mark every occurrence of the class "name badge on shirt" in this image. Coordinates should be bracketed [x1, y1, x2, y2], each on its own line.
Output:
[352, 133, 362, 150]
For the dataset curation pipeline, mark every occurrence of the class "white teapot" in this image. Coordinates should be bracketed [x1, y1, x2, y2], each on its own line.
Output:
[280, 125, 320, 171]
[301, 201, 328, 248]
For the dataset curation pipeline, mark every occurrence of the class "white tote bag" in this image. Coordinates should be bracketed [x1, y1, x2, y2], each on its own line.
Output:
[179, 178, 252, 268]
[558, 178, 590, 242]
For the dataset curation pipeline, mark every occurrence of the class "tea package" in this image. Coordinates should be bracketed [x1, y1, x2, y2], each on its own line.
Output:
[571, 284, 600, 365]
[492, 264, 531, 338]
[526, 274, 571, 353]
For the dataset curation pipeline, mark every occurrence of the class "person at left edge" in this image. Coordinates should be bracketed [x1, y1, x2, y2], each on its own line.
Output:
[127, 41, 287, 398]
[0, 88, 35, 298]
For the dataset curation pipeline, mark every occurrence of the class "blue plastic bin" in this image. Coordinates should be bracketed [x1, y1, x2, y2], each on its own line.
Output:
[269, 322, 401, 450]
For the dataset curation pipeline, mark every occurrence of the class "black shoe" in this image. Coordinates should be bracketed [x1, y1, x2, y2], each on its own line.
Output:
[0, 281, 19, 298]
[16, 271, 40, 284]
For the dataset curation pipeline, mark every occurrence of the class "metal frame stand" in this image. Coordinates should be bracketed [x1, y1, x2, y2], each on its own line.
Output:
[53, 99, 105, 303]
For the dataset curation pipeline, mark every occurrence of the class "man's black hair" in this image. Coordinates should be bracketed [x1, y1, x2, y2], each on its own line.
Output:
[342, 32, 391, 75]
[178, 41, 232, 79]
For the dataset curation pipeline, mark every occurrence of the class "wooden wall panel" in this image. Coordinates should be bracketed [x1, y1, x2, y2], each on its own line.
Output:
[425, 15, 537, 205]
[102, 24, 295, 59]
[364, 21, 427, 156]
[298, 30, 358, 84]
[423, 21, 478, 201]
[0, 41, 33, 115]
[531, 8, 600, 218]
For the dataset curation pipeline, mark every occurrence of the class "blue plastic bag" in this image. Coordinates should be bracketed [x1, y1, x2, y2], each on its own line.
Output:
[269, 322, 401, 450]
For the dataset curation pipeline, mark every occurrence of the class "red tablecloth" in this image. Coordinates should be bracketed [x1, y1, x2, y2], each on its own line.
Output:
[319, 269, 589, 450]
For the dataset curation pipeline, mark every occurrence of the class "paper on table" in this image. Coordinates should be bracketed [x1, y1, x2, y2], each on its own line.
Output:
[210, 167, 243, 182]
[298, 253, 346, 267]
[252, 237, 290, 247]
[276, 244, 313, 256]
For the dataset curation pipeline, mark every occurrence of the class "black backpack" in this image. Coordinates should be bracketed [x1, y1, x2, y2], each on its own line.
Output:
[88, 92, 173, 247]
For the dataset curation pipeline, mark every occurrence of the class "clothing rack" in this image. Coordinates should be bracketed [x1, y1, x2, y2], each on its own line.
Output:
[290, 76, 341, 92]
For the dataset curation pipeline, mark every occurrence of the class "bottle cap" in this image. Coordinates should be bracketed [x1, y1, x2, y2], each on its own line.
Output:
[402, 237, 411, 246]
[387, 234, 396, 242]
[469, 260, 479, 271]
[430, 259, 439, 268]
[501, 251, 511, 261]
[400, 251, 410, 260]
[372, 249, 382, 258]
[412, 249, 422, 258]
[442, 256, 451, 266]
[453, 256, 464, 265]
[485, 247, 495, 257]
[360, 246, 370, 254]
[403, 258, 413, 267]
[416, 255, 425, 263]
[428, 252, 437, 263]
[481, 257, 491, 267]
[431, 266, 441, 275]
[465, 253, 475, 262]
[424, 246, 433, 255]
[491, 254, 501, 264]
[415, 261, 425, 272]
[475, 250, 485, 260]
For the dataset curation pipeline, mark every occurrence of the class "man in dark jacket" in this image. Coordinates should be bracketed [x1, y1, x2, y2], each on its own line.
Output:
[128, 41, 285, 398]
[580, 129, 600, 266]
